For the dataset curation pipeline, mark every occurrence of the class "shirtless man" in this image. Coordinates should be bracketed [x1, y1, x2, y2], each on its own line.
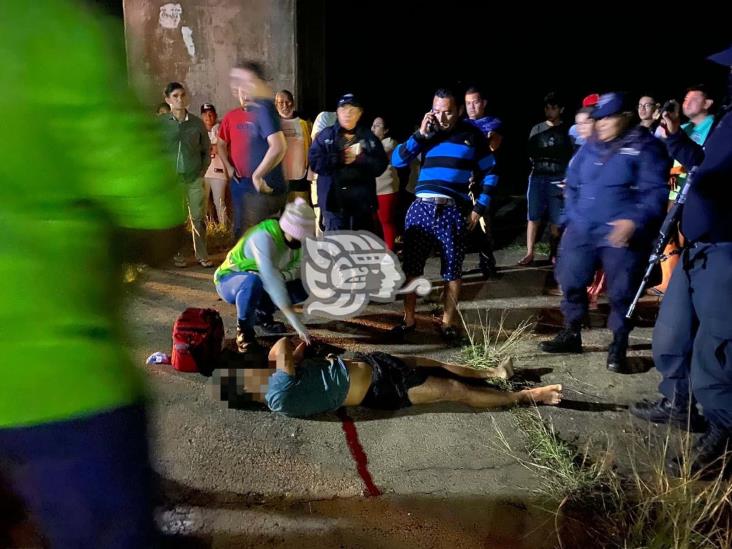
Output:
[217, 337, 563, 417]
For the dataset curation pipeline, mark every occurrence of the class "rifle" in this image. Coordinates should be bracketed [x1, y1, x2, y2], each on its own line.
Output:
[626, 167, 697, 319]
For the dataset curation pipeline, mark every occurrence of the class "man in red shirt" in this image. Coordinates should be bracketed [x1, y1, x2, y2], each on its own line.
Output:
[217, 94, 252, 240]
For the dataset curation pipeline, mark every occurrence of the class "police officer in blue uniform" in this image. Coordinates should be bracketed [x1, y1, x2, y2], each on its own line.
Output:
[631, 44, 732, 478]
[540, 92, 670, 373]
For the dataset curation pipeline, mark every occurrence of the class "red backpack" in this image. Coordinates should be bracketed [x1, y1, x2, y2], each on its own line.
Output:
[171, 308, 224, 376]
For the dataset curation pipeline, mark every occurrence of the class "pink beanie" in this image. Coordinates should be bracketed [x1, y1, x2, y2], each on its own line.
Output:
[279, 197, 316, 241]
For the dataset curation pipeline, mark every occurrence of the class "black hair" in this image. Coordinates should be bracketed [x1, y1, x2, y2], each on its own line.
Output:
[464, 85, 484, 100]
[233, 59, 267, 81]
[686, 83, 712, 100]
[163, 82, 184, 97]
[434, 88, 459, 106]
[543, 91, 564, 107]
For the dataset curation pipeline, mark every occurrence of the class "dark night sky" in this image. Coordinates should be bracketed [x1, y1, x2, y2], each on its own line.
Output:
[324, 3, 730, 191]
[98, 0, 729, 193]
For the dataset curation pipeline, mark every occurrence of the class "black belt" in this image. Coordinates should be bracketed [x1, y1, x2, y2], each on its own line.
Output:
[416, 196, 456, 206]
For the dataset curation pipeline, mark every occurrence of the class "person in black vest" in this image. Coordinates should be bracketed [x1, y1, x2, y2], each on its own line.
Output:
[631, 44, 732, 479]
[518, 92, 574, 266]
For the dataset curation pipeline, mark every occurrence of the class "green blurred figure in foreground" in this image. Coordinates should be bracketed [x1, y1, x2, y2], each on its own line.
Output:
[0, 1, 185, 546]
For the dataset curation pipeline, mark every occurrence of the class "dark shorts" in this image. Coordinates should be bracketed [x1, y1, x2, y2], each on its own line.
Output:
[356, 352, 428, 410]
[288, 177, 310, 193]
[402, 199, 467, 282]
[527, 173, 564, 225]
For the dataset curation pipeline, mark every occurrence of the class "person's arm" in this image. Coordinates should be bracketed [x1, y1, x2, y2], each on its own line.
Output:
[268, 337, 297, 375]
[302, 119, 313, 168]
[251, 100, 286, 193]
[217, 118, 236, 179]
[626, 139, 672, 231]
[308, 130, 341, 175]
[251, 131, 286, 193]
[665, 128, 706, 171]
[488, 131, 503, 151]
[249, 232, 310, 343]
[392, 131, 429, 169]
[352, 133, 388, 177]
[198, 122, 211, 177]
[472, 136, 498, 220]
[563, 151, 582, 224]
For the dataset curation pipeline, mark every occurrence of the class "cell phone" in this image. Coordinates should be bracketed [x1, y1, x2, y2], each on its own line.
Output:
[661, 99, 679, 116]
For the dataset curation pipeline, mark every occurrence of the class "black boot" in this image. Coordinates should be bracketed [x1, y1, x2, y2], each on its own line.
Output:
[479, 251, 501, 279]
[255, 310, 287, 334]
[539, 328, 582, 353]
[606, 332, 629, 373]
[630, 397, 706, 433]
[667, 423, 732, 480]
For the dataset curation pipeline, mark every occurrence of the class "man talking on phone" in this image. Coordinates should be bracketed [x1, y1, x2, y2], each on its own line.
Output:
[390, 88, 498, 344]
[309, 93, 387, 232]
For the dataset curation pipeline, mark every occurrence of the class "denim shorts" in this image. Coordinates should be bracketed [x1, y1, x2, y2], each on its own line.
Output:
[527, 173, 564, 225]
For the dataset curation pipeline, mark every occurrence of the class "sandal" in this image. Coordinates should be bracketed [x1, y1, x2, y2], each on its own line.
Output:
[198, 258, 214, 268]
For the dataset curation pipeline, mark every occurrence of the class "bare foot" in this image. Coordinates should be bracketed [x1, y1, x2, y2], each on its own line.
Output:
[517, 253, 534, 266]
[522, 384, 563, 405]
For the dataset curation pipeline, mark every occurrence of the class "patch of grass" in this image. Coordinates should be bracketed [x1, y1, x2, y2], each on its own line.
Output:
[504, 240, 551, 256]
[492, 407, 732, 548]
[618, 429, 732, 549]
[458, 311, 534, 371]
[205, 220, 232, 253]
[495, 408, 617, 502]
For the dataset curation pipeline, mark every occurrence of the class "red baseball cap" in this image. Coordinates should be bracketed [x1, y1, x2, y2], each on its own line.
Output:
[582, 94, 600, 108]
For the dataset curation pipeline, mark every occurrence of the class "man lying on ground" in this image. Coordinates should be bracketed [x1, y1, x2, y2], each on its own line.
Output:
[215, 337, 563, 417]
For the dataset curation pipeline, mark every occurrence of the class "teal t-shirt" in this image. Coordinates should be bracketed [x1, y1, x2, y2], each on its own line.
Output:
[670, 115, 715, 199]
[266, 357, 351, 417]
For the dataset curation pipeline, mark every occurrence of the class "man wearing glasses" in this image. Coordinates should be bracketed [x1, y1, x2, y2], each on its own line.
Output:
[638, 95, 661, 133]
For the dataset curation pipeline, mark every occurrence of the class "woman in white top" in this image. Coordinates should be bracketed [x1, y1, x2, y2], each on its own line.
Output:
[371, 116, 400, 250]
[275, 90, 312, 203]
[201, 103, 228, 227]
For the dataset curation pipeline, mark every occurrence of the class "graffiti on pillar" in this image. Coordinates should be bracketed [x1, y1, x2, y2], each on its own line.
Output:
[181, 26, 195, 57]
[159, 3, 182, 29]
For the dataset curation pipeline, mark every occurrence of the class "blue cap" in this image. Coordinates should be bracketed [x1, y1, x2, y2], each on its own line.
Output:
[591, 92, 632, 119]
[707, 44, 732, 66]
[337, 93, 362, 109]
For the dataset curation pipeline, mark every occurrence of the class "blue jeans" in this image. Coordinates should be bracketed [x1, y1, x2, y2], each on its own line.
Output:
[653, 243, 732, 428]
[322, 210, 375, 232]
[215, 272, 307, 338]
[230, 175, 250, 241]
[555, 224, 648, 335]
[0, 405, 154, 548]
